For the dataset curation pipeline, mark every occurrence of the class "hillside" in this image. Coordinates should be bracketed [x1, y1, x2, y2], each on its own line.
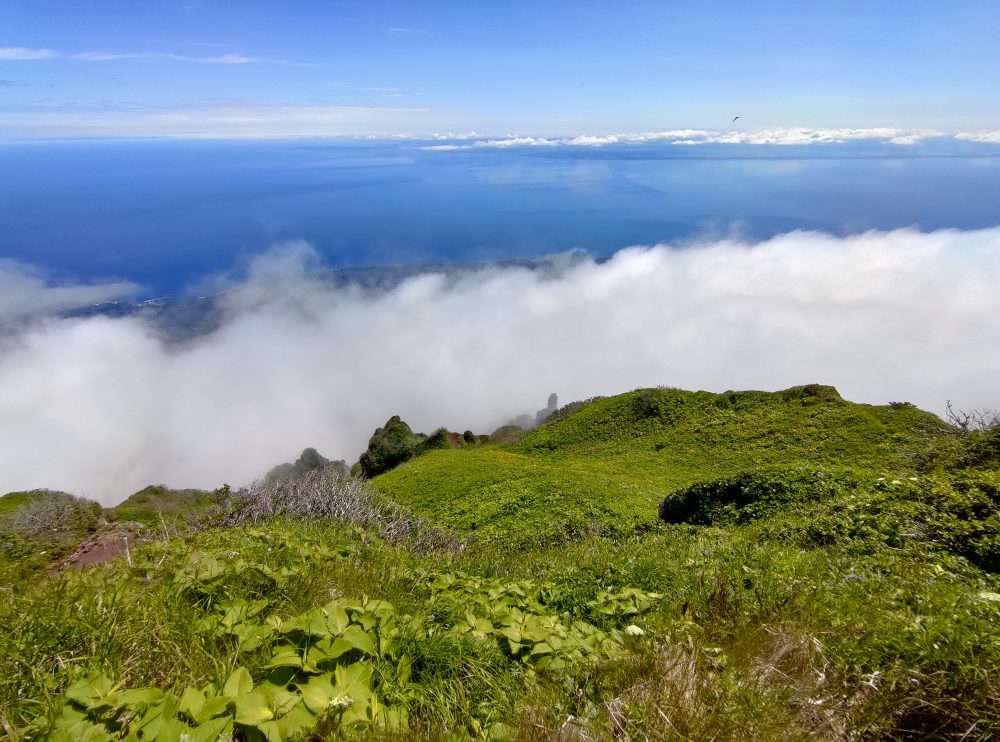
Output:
[374, 385, 950, 544]
[0, 490, 103, 580]
[107, 484, 219, 528]
[1, 385, 997, 741]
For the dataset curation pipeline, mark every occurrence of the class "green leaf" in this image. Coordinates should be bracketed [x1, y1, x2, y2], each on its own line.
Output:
[222, 666, 253, 698]
[323, 602, 352, 635]
[333, 625, 376, 656]
[275, 701, 318, 739]
[255, 719, 285, 742]
[234, 689, 274, 726]
[270, 688, 301, 717]
[147, 717, 195, 741]
[219, 598, 250, 628]
[179, 686, 206, 723]
[299, 674, 336, 715]
[132, 694, 182, 740]
[111, 687, 166, 707]
[263, 646, 303, 669]
[235, 624, 275, 652]
[499, 625, 522, 644]
[187, 715, 233, 742]
[200, 695, 234, 720]
[529, 641, 554, 656]
[49, 721, 114, 742]
[333, 662, 373, 706]
[54, 703, 88, 728]
[65, 672, 114, 709]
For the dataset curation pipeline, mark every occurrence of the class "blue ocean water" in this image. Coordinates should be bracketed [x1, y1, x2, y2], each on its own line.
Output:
[2, 138, 999, 297]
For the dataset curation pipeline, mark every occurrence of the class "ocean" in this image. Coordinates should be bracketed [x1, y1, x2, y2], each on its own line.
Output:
[2, 137, 1000, 296]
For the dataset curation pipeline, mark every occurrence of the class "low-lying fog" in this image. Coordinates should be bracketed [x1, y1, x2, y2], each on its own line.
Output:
[2, 227, 998, 504]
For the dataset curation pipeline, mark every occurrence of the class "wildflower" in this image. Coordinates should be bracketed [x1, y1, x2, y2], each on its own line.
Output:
[329, 695, 354, 710]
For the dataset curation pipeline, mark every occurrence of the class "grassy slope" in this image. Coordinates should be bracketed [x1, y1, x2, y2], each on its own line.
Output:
[0, 490, 64, 515]
[3, 386, 997, 740]
[0, 486, 217, 581]
[375, 385, 949, 541]
[0, 490, 103, 580]
[107, 484, 219, 528]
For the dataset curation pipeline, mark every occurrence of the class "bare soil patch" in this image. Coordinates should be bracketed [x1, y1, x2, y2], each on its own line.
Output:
[58, 522, 144, 570]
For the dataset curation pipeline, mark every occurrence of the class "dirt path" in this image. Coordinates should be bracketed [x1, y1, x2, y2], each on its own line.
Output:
[58, 522, 144, 570]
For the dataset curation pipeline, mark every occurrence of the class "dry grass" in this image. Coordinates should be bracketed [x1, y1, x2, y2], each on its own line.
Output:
[514, 626, 852, 741]
[208, 465, 463, 553]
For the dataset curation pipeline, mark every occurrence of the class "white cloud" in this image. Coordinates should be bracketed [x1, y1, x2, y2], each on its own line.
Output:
[1, 228, 999, 504]
[0, 47, 57, 60]
[423, 127, 948, 150]
[0, 260, 139, 325]
[955, 131, 1000, 144]
[701, 127, 943, 145]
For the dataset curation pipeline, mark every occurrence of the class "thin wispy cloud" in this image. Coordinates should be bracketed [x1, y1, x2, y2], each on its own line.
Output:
[0, 47, 57, 60]
[359, 87, 405, 98]
[73, 50, 256, 63]
[0, 46, 312, 65]
[134, 39, 232, 49]
[0, 102, 431, 139]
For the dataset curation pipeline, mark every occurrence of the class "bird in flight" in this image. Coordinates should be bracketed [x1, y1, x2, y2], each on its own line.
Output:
[731, 115, 741, 123]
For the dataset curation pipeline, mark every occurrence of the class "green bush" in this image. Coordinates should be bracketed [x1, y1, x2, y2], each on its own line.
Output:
[358, 417, 429, 477]
[659, 468, 862, 526]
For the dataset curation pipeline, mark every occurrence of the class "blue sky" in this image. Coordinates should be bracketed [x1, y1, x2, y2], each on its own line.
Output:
[1, 0, 999, 139]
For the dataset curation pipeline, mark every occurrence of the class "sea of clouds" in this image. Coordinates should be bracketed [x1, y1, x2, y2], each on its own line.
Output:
[1, 227, 999, 504]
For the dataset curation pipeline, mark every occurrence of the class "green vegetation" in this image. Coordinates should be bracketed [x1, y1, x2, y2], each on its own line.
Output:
[1, 384, 998, 740]
[0, 490, 103, 581]
[374, 385, 949, 546]
[107, 485, 219, 529]
[356, 416, 487, 478]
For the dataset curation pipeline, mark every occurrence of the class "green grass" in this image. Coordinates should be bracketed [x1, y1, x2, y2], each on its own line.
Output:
[3, 512, 997, 739]
[0, 490, 69, 516]
[106, 484, 220, 530]
[374, 386, 950, 546]
[1, 384, 997, 740]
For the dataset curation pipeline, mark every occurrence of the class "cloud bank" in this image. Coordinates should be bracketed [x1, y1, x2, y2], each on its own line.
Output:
[1, 228, 999, 504]
[421, 127, 1000, 149]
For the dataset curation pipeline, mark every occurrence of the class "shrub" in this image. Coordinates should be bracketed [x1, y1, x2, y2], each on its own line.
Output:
[659, 469, 859, 526]
[488, 425, 526, 445]
[543, 396, 605, 425]
[8, 492, 101, 541]
[208, 467, 460, 553]
[358, 417, 427, 477]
